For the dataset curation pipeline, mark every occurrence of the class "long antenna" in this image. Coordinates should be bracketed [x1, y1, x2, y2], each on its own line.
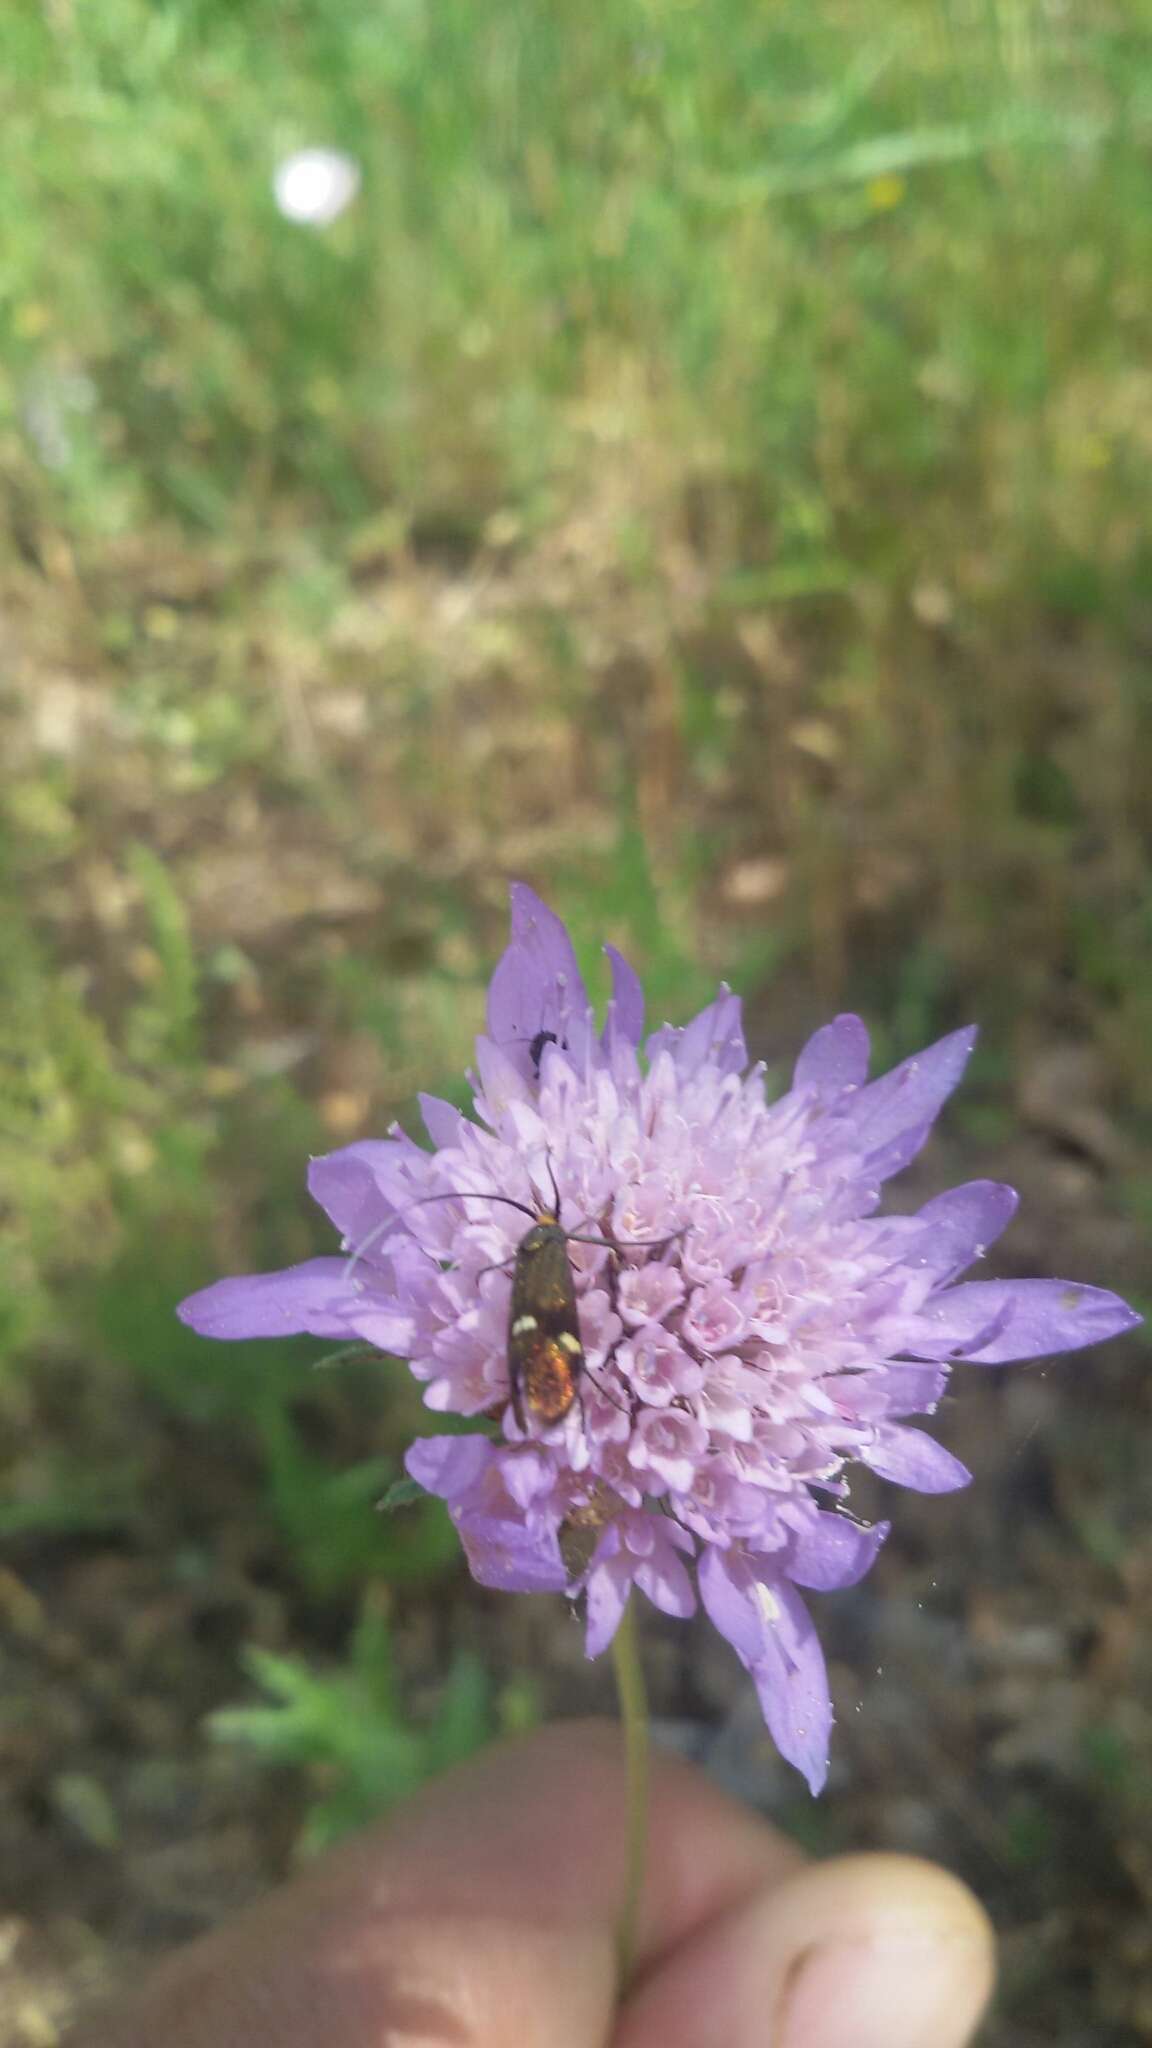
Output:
[342, 1188, 538, 1287]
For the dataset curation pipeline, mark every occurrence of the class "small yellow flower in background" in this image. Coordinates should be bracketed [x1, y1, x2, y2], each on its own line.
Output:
[14, 302, 51, 340]
[143, 604, 180, 641]
[867, 173, 907, 212]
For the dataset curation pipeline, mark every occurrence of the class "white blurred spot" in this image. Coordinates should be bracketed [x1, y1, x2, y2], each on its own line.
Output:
[22, 368, 96, 470]
[273, 148, 361, 228]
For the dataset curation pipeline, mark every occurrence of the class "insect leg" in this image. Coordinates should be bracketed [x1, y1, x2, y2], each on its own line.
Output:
[474, 1251, 518, 1285]
[580, 1361, 631, 1415]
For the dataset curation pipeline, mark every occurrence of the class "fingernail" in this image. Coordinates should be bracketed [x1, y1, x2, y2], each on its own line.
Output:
[777, 1925, 993, 2048]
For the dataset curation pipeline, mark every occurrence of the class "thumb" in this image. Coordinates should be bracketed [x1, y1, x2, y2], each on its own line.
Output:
[619, 1850, 995, 2048]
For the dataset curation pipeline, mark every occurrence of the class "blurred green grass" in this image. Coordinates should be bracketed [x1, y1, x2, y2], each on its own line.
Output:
[2, 0, 1151, 1703]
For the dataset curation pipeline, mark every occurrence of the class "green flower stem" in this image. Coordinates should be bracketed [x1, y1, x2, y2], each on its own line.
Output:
[610, 1597, 650, 1995]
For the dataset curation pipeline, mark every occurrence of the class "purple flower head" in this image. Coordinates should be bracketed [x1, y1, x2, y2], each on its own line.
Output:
[179, 884, 1141, 1793]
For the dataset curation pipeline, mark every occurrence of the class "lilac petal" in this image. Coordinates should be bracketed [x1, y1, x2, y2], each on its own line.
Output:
[508, 883, 586, 983]
[845, 1027, 978, 1177]
[751, 1582, 832, 1796]
[863, 1426, 972, 1493]
[584, 1552, 633, 1657]
[865, 1121, 940, 1184]
[485, 949, 547, 1057]
[699, 1547, 833, 1791]
[794, 1014, 871, 1095]
[486, 884, 591, 1058]
[177, 1259, 353, 1339]
[472, 1035, 536, 1121]
[924, 1278, 1142, 1365]
[306, 1142, 401, 1244]
[405, 1434, 493, 1501]
[604, 943, 645, 1047]
[879, 1360, 949, 1416]
[662, 989, 747, 1078]
[664, 1005, 712, 1072]
[787, 1511, 890, 1592]
[706, 990, 747, 1073]
[419, 1093, 467, 1149]
[458, 1511, 569, 1595]
[906, 1181, 1019, 1283]
[898, 1289, 1015, 1362]
[501, 1447, 555, 1511]
[751, 1584, 832, 1794]
[715, 993, 748, 1074]
[635, 1542, 697, 1620]
[346, 1302, 416, 1353]
[696, 1548, 828, 1794]
[697, 1544, 766, 1666]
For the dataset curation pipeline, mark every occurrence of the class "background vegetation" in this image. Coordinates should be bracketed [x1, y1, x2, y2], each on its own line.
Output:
[1, 3, 1150, 2041]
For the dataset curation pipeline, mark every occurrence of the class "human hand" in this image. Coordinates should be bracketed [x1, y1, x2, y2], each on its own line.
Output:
[78, 1720, 994, 2047]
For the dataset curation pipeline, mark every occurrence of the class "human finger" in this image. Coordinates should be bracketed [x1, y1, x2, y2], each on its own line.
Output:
[78, 1718, 802, 2047]
[618, 1847, 996, 2048]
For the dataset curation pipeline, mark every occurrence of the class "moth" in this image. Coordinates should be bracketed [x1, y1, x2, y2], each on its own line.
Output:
[356, 1180, 599, 1431]
[354, 1157, 672, 1434]
[506, 1203, 586, 1430]
[505, 1192, 674, 1430]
